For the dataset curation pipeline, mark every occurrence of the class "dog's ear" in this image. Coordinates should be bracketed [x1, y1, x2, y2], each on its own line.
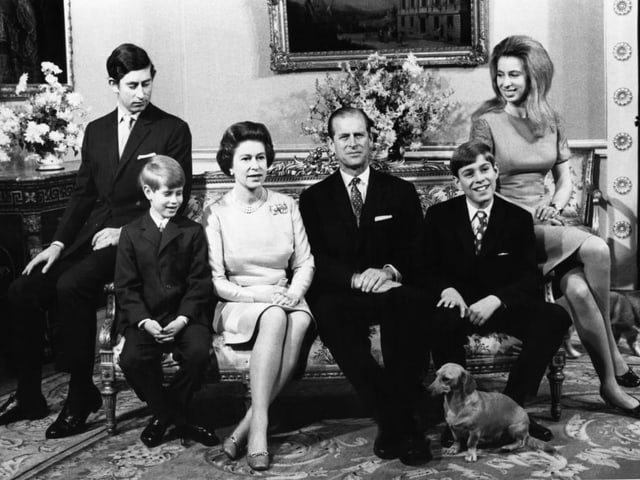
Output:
[462, 370, 476, 396]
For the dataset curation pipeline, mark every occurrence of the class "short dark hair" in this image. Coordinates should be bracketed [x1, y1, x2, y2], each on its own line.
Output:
[139, 155, 185, 190]
[327, 107, 373, 139]
[107, 43, 156, 83]
[449, 140, 495, 177]
[216, 121, 275, 176]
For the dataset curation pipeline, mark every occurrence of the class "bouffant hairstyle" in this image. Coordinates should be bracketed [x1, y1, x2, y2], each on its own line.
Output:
[139, 155, 185, 190]
[107, 43, 156, 84]
[216, 121, 275, 176]
[449, 140, 495, 178]
[327, 106, 374, 139]
[473, 35, 556, 135]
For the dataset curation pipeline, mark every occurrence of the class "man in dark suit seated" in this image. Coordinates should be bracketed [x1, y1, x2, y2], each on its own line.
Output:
[0, 43, 192, 439]
[299, 107, 431, 465]
[423, 140, 571, 442]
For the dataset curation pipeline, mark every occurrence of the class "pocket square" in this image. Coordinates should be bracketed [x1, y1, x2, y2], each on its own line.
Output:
[137, 153, 156, 160]
[497, 252, 510, 256]
[374, 215, 393, 222]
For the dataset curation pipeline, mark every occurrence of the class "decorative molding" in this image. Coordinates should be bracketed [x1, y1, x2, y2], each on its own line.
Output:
[613, 87, 633, 106]
[613, 132, 633, 151]
[613, 42, 632, 61]
[613, 0, 632, 15]
[613, 220, 632, 239]
[613, 176, 633, 195]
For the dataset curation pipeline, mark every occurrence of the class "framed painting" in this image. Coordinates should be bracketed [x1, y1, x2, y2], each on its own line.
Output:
[268, 0, 489, 72]
[0, 0, 73, 98]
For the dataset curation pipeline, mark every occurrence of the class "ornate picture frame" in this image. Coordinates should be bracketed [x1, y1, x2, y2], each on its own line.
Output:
[268, 0, 489, 72]
[0, 0, 73, 98]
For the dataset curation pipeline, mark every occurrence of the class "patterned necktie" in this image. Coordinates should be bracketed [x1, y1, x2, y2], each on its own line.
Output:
[350, 177, 364, 226]
[473, 210, 488, 255]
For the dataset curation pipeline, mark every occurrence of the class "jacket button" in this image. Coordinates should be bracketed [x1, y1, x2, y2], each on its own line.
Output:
[165, 284, 172, 289]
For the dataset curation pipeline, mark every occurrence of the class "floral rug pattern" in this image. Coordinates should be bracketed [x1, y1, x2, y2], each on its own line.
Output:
[3, 356, 640, 480]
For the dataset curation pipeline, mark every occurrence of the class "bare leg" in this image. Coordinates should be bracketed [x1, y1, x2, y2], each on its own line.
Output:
[245, 307, 288, 455]
[576, 236, 630, 375]
[230, 311, 312, 450]
[560, 269, 639, 410]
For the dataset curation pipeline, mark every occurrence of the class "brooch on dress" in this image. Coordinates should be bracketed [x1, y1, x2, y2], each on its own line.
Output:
[269, 203, 288, 215]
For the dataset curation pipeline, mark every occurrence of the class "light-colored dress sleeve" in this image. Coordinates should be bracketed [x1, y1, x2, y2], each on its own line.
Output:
[286, 199, 315, 300]
[202, 204, 255, 303]
[470, 117, 494, 151]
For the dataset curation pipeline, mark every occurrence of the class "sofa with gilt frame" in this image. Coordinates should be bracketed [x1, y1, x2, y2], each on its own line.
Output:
[99, 144, 602, 435]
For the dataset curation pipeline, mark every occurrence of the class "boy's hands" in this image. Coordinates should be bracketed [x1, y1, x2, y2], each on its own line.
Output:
[467, 295, 502, 326]
[144, 316, 188, 343]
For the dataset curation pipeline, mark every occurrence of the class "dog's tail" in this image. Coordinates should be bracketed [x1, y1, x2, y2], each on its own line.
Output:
[526, 435, 556, 454]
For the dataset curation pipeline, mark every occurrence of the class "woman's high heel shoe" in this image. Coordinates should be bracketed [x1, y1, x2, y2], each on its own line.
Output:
[247, 451, 270, 471]
[615, 367, 640, 388]
[222, 435, 246, 460]
[599, 387, 640, 419]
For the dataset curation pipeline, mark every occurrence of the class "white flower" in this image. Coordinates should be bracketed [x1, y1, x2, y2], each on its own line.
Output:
[41, 62, 62, 75]
[24, 122, 50, 144]
[57, 109, 73, 122]
[0, 131, 10, 147]
[0, 149, 10, 162]
[48, 131, 65, 144]
[15, 74, 29, 95]
[66, 92, 84, 108]
[45, 73, 60, 86]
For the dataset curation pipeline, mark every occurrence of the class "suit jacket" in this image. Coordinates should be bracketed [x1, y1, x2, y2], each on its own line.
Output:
[114, 212, 214, 334]
[299, 168, 423, 294]
[422, 195, 539, 310]
[53, 103, 192, 256]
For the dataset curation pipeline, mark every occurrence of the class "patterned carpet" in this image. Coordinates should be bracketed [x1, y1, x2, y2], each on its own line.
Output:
[2, 351, 640, 480]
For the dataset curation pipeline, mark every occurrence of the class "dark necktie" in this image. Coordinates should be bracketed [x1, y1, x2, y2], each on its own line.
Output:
[473, 210, 488, 255]
[350, 177, 364, 226]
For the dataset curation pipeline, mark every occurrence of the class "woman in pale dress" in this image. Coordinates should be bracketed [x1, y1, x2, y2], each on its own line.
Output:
[203, 121, 314, 470]
[470, 35, 640, 417]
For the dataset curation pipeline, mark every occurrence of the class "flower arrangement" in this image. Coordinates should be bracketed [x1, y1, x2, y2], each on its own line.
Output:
[301, 52, 461, 161]
[0, 62, 87, 164]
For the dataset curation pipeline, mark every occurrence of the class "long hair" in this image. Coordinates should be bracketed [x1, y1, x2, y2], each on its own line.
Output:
[472, 35, 557, 136]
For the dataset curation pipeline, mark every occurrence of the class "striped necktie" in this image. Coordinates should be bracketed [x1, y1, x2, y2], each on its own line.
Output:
[350, 177, 364, 226]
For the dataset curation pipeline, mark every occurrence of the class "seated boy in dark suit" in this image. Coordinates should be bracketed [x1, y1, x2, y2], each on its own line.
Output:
[115, 155, 217, 448]
[423, 140, 571, 441]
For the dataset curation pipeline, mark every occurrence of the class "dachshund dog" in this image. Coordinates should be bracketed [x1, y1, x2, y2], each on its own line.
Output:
[427, 363, 555, 462]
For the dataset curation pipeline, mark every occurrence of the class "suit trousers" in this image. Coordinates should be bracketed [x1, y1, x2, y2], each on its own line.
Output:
[308, 285, 429, 433]
[430, 300, 571, 405]
[8, 244, 117, 406]
[119, 323, 211, 426]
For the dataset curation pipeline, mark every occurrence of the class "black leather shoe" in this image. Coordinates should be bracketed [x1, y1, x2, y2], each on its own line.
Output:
[0, 394, 49, 425]
[528, 418, 553, 442]
[373, 428, 401, 460]
[440, 426, 454, 448]
[399, 434, 432, 466]
[45, 393, 102, 439]
[140, 417, 170, 448]
[173, 424, 219, 447]
[600, 388, 640, 419]
[615, 367, 640, 388]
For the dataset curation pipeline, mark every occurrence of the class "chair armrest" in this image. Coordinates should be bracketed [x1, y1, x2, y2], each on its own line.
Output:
[99, 282, 116, 351]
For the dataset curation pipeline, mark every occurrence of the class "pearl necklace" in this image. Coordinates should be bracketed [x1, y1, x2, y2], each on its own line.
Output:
[233, 188, 266, 214]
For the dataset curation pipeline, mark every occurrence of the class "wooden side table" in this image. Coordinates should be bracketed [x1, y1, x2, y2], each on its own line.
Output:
[0, 158, 80, 291]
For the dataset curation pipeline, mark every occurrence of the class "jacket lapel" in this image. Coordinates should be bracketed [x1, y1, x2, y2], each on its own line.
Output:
[454, 196, 477, 257]
[328, 172, 359, 235]
[158, 220, 181, 254]
[141, 212, 161, 248]
[115, 104, 155, 179]
[359, 169, 380, 229]
[479, 197, 505, 255]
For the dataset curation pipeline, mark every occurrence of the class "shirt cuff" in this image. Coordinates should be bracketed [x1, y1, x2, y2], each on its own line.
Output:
[138, 319, 150, 330]
[383, 264, 401, 282]
[51, 241, 65, 250]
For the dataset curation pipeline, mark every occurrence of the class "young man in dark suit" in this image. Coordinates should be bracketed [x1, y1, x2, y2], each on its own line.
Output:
[0, 44, 192, 439]
[423, 140, 571, 442]
[299, 107, 431, 465]
[115, 155, 216, 448]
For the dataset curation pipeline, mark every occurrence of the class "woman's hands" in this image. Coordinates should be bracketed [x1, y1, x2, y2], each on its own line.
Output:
[252, 283, 300, 307]
[534, 204, 564, 226]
